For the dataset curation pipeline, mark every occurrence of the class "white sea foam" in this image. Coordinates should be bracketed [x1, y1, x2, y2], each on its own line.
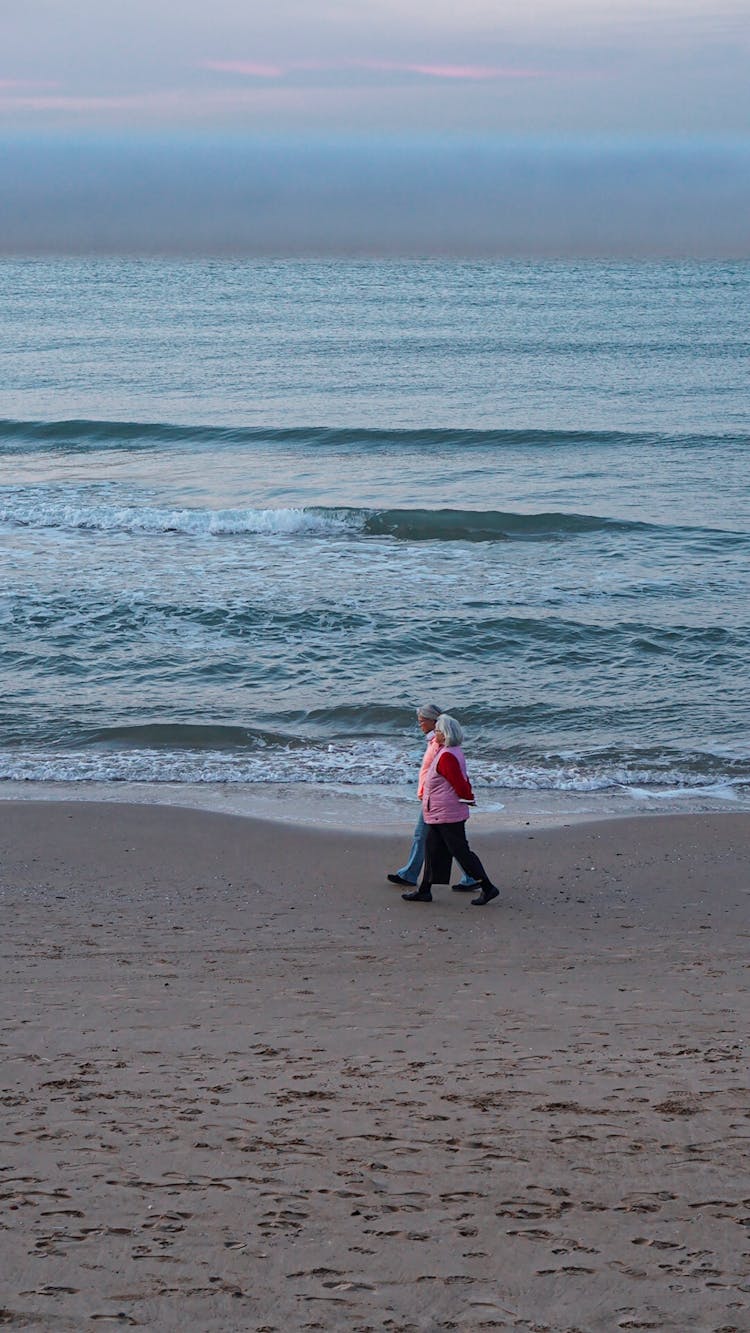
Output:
[626, 782, 740, 803]
[1, 745, 747, 804]
[0, 498, 359, 539]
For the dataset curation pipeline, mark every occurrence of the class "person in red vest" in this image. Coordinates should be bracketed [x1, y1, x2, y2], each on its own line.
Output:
[401, 713, 499, 907]
[387, 703, 479, 891]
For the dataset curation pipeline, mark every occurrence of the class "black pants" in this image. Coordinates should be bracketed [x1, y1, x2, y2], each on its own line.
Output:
[420, 821, 493, 890]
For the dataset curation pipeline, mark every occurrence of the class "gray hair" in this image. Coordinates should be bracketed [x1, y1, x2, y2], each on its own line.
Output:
[435, 713, 464, 746]
[416, 702, 442, 722]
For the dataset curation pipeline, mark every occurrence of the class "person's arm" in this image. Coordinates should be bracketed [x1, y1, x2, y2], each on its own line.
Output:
[436, 751, 475, 803]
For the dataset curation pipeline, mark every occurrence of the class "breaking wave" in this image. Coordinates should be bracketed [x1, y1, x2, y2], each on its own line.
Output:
[2, 496, 741, 545]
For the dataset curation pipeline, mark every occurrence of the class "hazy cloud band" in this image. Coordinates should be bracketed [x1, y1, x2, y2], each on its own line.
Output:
[1, 136, 749, 257]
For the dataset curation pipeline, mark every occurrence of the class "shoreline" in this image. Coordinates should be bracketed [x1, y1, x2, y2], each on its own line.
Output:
[2, 801, 749, 1330]
[0, 776, 745, 833]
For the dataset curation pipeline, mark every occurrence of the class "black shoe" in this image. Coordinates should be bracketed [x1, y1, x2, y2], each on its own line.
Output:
[388, 873, 417, 887]
[471, 885, 499, 907]
[452, 880, 480, 892]
[402, 888, 433, 902]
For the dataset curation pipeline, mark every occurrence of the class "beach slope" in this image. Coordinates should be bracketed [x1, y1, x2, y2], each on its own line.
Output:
[1, 802, 748, 1331]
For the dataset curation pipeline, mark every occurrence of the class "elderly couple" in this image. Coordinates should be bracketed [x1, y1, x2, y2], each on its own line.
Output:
[387, 703, 499, 907]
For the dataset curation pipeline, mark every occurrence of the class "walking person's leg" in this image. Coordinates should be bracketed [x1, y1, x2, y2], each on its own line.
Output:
[439, 822, 499, 906]
[388, 809, 426, 886]
[402, 824, 440, 901]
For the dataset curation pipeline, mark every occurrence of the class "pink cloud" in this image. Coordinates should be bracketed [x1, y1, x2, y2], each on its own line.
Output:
[201, 58, 544, 82]
[203, 60, 286, 78]
[0, 86, 331, 117]
[0, 92, 163, 111]
[361, 61, 542, 80]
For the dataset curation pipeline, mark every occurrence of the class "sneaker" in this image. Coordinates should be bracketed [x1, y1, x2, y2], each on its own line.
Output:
[388, 873, 417, 887]
[470, 885, 500, 907]
[402, 888, 433, 902]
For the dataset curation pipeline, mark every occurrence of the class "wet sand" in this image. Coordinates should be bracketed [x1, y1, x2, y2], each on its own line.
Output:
[1, 801, 749, 1332]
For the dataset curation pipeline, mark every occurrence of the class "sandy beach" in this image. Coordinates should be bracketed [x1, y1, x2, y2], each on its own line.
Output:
[1, 799, 749, 1332]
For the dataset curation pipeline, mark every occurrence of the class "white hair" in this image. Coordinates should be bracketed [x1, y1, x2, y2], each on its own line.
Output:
[435, 713, 464, 747]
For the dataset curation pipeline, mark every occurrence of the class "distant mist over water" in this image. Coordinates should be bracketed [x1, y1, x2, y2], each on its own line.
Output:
[2, 136, 749, 257]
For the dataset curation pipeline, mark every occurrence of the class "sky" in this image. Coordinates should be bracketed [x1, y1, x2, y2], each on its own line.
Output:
[1, 0, 749, 255]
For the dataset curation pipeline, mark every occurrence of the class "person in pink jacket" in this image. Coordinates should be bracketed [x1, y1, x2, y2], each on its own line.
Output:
[402, 713, 499, 907]
[387, 703, 480, 891]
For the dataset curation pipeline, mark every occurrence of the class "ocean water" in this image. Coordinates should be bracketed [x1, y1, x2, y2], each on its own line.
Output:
[1, 259, 748, 806]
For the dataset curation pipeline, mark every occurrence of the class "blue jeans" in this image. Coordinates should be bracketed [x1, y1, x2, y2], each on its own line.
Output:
[397, 809, 478, 886]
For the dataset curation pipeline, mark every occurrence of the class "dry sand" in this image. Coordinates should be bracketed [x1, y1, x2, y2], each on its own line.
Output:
[1, 800, 749, 1332]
